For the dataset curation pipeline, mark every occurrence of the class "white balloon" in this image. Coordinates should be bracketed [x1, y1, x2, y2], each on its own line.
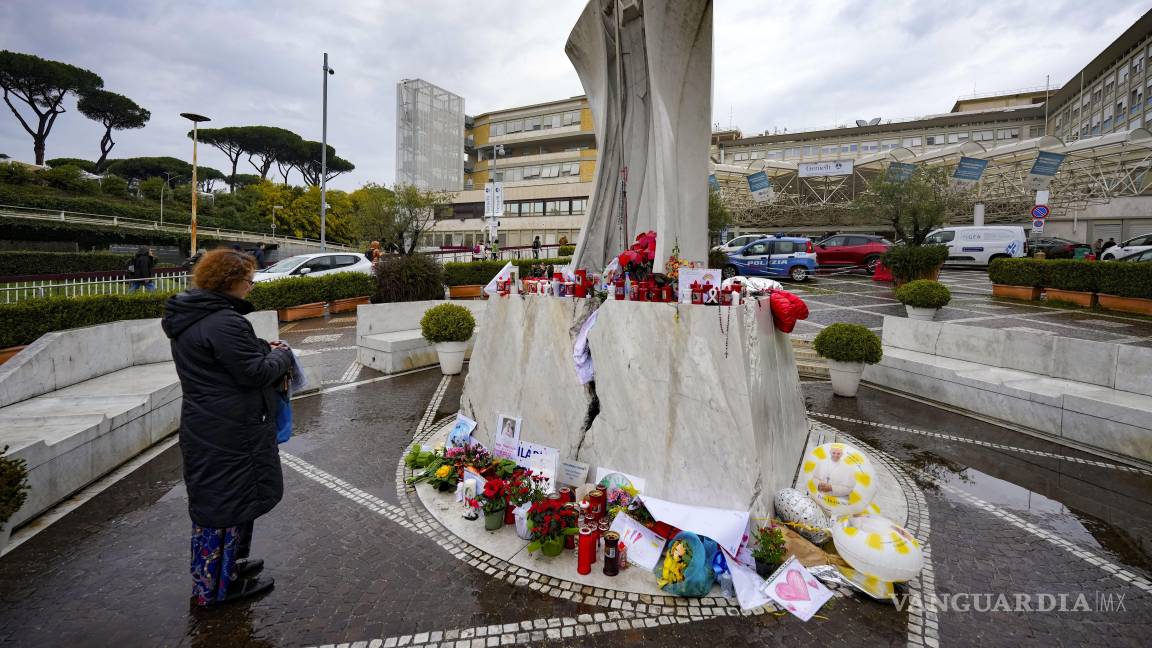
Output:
[831, 513, 924, 582]
[773, 488, 831, 544]
[800, 442, 878, 516]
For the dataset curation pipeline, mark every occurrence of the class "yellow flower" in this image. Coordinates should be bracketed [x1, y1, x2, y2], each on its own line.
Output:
[435, 465, 452, 479]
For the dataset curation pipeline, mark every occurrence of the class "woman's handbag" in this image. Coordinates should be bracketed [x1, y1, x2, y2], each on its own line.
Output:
[275, 390, 293, 444]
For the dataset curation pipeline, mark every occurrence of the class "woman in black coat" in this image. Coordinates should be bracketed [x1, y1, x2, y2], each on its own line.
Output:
[162, 248, 293, 606]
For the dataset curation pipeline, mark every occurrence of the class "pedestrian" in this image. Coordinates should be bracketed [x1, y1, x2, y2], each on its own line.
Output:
[253, 243, 266, 269]
[161, 249, 293, 606]
[1092, 238, 1104, 257]
[490, 239, 500, 260]
[473, 241, 486, 262]
[128, 245, 156, 293]
[1103, 237, 1117, 252]
[532, 235, 541, 259]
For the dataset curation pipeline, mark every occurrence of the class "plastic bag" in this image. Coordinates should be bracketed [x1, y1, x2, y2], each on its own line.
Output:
[514, 502, 533, 540]
[654, 531, 719, 597]
[275, 391, 292, 444]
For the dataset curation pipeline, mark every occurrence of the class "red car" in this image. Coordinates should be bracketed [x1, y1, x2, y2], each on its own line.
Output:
[814, 234, 891, 274]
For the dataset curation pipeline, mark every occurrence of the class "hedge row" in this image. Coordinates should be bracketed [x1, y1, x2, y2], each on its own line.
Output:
[0, 215, 212, 251]
[247, 272, 377, 311]
[988, 258, 1152, 299]
[0, 293, 172, 348]
[0, 251, 135, 276]
[443, 257, 571, 287]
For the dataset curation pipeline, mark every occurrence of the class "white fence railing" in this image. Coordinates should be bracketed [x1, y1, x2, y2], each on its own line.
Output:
[0, 273, 190, 304]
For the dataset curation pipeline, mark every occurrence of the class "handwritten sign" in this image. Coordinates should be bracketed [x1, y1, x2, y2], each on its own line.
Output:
[608, 513, 666, 571]
[517, 441, 559, 493]
[558, 459, 590, 486]
[762, 557, 833, 622]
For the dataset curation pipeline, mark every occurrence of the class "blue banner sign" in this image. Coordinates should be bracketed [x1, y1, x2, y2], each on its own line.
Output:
[952, 157, 989, 184]
[747, 171, 773, 203]
[708, 174, 720, 191]
[886, 162, 916, 182]
[1029, 151, 1066, 177]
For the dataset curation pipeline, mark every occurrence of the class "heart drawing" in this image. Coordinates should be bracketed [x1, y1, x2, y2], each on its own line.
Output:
[774, 569, 811, 602]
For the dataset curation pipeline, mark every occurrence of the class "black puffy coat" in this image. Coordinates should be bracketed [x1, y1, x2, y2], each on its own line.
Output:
[161, 289, 293, 528]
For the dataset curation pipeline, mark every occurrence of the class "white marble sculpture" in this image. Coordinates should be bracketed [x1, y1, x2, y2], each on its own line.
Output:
[567, 0, 713, 273]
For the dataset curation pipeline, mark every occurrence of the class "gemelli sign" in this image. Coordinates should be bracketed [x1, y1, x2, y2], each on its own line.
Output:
[798, 160, 854, 178]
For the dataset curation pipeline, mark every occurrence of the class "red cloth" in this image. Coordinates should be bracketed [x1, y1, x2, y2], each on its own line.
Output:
[769, 290, 810, 333]
[872, 262, 893, 282]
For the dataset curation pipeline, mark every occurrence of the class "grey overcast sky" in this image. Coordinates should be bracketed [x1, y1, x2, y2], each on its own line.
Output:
[1, 1, 1148, 190]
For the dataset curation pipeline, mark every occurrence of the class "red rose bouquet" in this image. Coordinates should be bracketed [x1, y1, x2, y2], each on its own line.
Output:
[525, 497, 579, 553]
[480, 478, 509, 514]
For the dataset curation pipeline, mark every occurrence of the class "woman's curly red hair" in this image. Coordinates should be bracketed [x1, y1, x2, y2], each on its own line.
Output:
[192, 249, 256, 292]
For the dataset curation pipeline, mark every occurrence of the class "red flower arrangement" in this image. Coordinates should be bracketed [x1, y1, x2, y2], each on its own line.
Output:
[480, 478, 508, 514]
[507, 468, 546, 507]
[617, 230, 658, 280]
[525, 497, 579, 553]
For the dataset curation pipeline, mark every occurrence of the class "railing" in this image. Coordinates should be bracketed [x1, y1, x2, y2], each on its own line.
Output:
[423, 243, 569, 264]
[0, 269, 190, 304]
[0, 203, 355, 250]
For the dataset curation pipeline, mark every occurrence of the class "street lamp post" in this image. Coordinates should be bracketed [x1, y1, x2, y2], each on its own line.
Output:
[180, 112, 211, 253]
[272, 204, 283, 238]
[320, 53, 335, 252]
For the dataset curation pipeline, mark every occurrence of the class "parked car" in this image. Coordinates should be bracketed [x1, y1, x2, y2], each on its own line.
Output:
[813, 234, 891, 274]
[1028, 236, 1091, 259]
[721, 236, 819, 282]
[1117, 248, 1152, 262]
[712, 234, 769, 254]
[922, 226, 1028, 265]
[1100, 233, 1152, 260]
[253, 252, 374, 282]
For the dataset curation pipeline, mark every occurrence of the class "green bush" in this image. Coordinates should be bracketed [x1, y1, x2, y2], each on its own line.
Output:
[375, 254, 445, 302]
[813, 323, 883, 364]
[894, 279, 951, 309]
[0, 292, 172, 348]
[881, 245, 948, 282]
[0, 184, 190, 223]
[0, 215, 207, 252]
[558, 245, 575, 257]
[0, 162, 39, 185]
[318, 272, 377, 301]
[988, 258, 1048, 287]
[100, 174, 129, 197]
[420, 303, 476, 343]
[0, 251, 135, 276]
[248, 276, 326, 311]
[1046, 259, 1099, 293]
[46, 157, 98, 173]
[0, 445, 30, 531]
[1097, 261, 1152, 299]
[39, 165, 91, 193]
[442, 257, 570, 287]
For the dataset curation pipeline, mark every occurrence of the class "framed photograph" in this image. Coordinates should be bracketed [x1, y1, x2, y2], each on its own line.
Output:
[448, 412, 477, 447]
[493, 414, 522, 460]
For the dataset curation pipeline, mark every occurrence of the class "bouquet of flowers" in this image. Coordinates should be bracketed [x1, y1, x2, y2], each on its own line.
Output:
[480, 478, 509, 514]
[445, 442, 491, 477]
[525, 498, 579, 553]
[507, 468, 546, 507]
[617, 230, 658, 280]
[605, 483, 639, 519]
[405, 447, 460, 492]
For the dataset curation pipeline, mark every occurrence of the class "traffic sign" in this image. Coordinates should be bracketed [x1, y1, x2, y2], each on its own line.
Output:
[1031, 204, 1050, 219]
[1032, 218, 1046, 233]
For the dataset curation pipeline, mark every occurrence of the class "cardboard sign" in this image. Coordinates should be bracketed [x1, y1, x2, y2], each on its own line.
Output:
[558, 459, 590, 486]
[762, 557, 834, 622]
[517, 441, 559, 493]
[609, 513, 667, 571]
[493, 414, 521, 460]
[678, 268, 722, 304]
[448, 413, 477, 447]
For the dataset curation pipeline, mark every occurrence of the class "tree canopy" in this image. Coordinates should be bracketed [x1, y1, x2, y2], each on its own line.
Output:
[46, 157, 98, 173]
[196, 166, 226, 192]
[352, 183, 453, 253]
[231, 126, 305, 180]
[225, 173, 263, 190]
[102, 156, 192, 182]
[192, 126, 247, 192]
[0, 50, 104, 164]
[295, 140, 354, 186]
[857, 166, 965, 245]
[76, 89, 150, 169]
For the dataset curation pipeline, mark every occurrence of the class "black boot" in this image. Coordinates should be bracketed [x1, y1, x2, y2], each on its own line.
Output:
[203, 576, 275, 606]
[236, 558, 264, 577]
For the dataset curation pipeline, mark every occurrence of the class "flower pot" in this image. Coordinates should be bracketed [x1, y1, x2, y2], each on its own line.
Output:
[329, 296, 370, 313]
[434, 340, 469, 375]
[484, 508, 505, 531]
[448, 285, 484, 299]
[992, 284, 1041, 301]
[905, 305, 939, 321]
[0, 345, 27, 367]
[755, 558, 780, 579]
[541, 538, 564, 557]
[514, 503, 533, 540]
[1044, 288, 1097, 308]
[827, 360, 865, 398]
[1098, 294, 1152, 315]
[277, 301, 326, 322]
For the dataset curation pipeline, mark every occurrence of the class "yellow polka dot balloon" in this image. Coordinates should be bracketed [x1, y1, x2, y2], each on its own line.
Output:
[801, 442, 878, 517]
[831, 513, 924, 582]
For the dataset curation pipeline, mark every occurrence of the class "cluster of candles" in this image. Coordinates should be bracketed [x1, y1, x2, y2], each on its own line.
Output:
[548, 486, 627, 577]
[612, 276, 745, 306]
[513, 269, 597, 298]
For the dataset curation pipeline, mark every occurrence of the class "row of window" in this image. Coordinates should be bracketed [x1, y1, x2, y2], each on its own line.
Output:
[423, 229, 581, 249]
[489, 110, 583, 137]
[476, 143, 592, 161]
[727, 127, 1030, 161]
[491, 162, 582, 182]
[500, 198, 588, 217]
[1055, 38, 1152, 140]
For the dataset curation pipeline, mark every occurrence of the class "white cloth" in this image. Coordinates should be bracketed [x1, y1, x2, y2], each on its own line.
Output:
[724, 276, 782, 294]
[572, 309, 600, 384]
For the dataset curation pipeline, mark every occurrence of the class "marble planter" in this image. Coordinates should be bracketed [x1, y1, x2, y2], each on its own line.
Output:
[435, 341, 468, 375]
[1044, 288, 1096, 308]
[992, 284, 1041, 301]
[277, 302, 326, 322]
[905, 306, 939, 321]
[1098, 294, 1152, 315]
[828, 360, 865, 397]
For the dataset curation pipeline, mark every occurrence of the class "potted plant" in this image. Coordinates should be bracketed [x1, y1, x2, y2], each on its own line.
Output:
[812, 323, 883, 398]
[989, 258, 1047, 300]
[895, 279, 951, 321]
[420, 303, 477, 375]
[1096, 261, 1152, 315]
[751, 524, 787, 578]
[480, 478, 509, 531]
[1, 445, 30, 551]
[880, 245, 948, 287]
[526, 497, 579, 556]
[508, 469, 546, 539]
[1044, 260, 1099, 307]
[324, 273, 377, 313]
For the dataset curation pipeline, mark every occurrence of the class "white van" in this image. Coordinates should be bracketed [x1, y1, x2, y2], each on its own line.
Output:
[923, 226, 1027, 265]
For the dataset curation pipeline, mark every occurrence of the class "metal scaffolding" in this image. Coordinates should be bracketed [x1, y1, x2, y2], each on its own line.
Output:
[396, 79, 465, 191]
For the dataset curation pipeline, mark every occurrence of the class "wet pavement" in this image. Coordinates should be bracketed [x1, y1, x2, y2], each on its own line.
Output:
[1, 312, 1150, 647]
[792, 268, 1152, 347]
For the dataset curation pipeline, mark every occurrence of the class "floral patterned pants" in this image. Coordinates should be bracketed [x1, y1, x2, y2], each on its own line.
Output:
[190, 521, 253, 605]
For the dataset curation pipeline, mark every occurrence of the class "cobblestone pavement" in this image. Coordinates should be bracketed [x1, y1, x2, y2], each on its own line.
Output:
[1, 311, 1149, 647]
[792, 268, 1152, 347]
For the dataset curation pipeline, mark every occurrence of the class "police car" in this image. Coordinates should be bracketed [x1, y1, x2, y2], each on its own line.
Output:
[721, 236, 819, 282]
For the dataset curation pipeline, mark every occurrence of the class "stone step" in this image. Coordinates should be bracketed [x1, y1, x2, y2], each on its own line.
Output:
[793, 349, 820, 361]
[796, 361, 830, 378]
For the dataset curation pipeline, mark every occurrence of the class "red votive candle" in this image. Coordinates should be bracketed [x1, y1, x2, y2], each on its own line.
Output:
[577, 527, 595, 574]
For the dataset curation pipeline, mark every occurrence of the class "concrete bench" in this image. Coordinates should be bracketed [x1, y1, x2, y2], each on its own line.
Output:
[0, 311, 279, 531]
[864, 316, 1152, 465]
[356, 300, 486, 374]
